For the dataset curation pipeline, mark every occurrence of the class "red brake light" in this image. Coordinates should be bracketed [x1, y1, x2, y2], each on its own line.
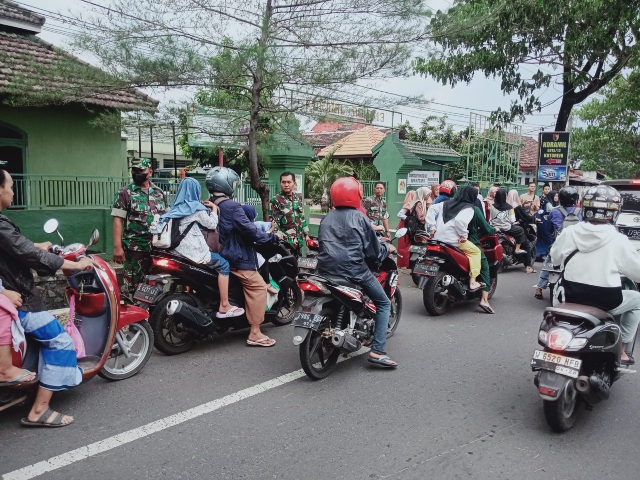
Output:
[539, 387, 557, 397]
[298, 280, 321, 292]
[153, 258, 180, 271]
[427, 244, 446, 254]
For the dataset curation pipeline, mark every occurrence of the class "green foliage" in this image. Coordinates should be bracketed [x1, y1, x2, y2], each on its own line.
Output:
[305, 151, 353, 211]
[414, 0, 640, 130]
[345, 160, 379, 181]
[571, 69, 640, 178]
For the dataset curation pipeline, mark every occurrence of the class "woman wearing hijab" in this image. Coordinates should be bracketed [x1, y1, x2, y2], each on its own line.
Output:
[483, 185, 499, 221]
[535, 188, 558, 258]
[427, 186, 483, 291]
[395, 189, 417, 268]
[465, 186, 498, 314]
[161, 178, 244, 318]
[490, 189, 536, 273]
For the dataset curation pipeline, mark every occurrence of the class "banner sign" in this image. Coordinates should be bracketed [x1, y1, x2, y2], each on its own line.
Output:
[538, 131, 570, 167]
[537, 166, 567, 182]
[407, 170, 440, 186]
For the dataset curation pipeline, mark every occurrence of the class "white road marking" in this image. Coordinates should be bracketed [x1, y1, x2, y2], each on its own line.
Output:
[3, 348, 368, 480]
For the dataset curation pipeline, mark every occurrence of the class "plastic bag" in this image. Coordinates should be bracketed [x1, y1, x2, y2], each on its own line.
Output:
[66, 295, 86, 359]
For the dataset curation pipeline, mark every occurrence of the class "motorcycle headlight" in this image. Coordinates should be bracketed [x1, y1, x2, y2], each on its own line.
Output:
[547, 328, 573, 351]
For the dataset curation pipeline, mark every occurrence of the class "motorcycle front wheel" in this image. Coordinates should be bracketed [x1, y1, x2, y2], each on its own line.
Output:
[271, 284, 302, 326]
[543, 380, 579, 432]
[423, 272, 449, 316]
[387, 288, 402, 337]
[98, 320, 153, 381]
[150, 294, 197, 355]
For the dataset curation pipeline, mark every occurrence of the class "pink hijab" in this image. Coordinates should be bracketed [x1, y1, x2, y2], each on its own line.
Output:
[506, 189, 521, 209]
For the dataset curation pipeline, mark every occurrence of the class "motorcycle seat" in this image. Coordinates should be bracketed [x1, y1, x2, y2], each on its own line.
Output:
[322, 275, 362, 289]
[546, 303, 613, 326]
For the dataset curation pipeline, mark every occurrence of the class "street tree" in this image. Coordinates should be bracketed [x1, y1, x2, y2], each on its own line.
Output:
[571, 69, 640, 178]
[414, 0, 640, 131]
[70, 0, 431, 215]
[305, 151, 353, 212]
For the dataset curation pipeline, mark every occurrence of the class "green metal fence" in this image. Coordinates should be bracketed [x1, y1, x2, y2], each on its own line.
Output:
[361, 180, 385, 199]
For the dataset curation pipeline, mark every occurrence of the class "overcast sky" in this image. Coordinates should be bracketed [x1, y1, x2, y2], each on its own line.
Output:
[22, 0, 565, 138]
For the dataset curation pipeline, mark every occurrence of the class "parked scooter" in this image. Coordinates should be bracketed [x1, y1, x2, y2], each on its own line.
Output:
[1, 220, 152, 412]
[531, 301, 636, 432]
[292, 229, 405, 380]
[413, 235, 503, 315]
[136, 240, 300, 355]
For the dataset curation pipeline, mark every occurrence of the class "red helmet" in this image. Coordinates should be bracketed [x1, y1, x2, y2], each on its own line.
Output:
[330, 176, 363, 208]
[439, 179, 458, 196]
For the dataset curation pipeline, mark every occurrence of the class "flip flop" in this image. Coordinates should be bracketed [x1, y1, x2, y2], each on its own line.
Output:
[21, 408, 74, 428]
[216, 306, 245, 318]
[246, 336, 276, 347]
[534, 291, 543, 300]
[479, 303, 496, 314]
[0, 370, 38, 387]
[367, 355, 398, 368]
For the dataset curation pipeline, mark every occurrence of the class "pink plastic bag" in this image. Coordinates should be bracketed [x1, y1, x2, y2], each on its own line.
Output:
[66, 295, 86, 359]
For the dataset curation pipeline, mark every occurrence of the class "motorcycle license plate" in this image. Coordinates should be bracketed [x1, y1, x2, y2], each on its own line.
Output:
[297, 257, 318, 270]
[531, 350, 582, 378]
[618, 226, 640, 240]
[292, 312, 325, 330]
[409, 246, 426, 255]
[133, 284, 162, 304]
[413, 262, 439, 276]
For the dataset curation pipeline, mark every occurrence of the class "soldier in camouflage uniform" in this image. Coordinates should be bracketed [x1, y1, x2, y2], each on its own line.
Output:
[269, 172, 309, 256]
[112, 158, 167, 295]
[361, 181, 390, 236]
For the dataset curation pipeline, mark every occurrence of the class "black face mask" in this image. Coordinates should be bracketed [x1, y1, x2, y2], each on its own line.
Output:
[132, 172, 148, 185]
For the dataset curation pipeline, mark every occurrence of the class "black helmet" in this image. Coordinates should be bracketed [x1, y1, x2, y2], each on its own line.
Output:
[581, 185, 622, 224]
[205, 167, 240, 196]
[558, 186, 579, 207]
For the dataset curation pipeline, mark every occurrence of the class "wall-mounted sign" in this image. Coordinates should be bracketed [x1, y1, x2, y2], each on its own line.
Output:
[537, 166, 567, 182]
[538, 131, 570, 167]
[407, 170, 440, 186]
[398, 178, 407, 195]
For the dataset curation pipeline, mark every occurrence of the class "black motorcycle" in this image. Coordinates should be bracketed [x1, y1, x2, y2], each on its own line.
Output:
[531, 302, 636, 432]
[498, 222, 537, 272]
[292, 230, 405, 380]
[133, 241, 300, 355]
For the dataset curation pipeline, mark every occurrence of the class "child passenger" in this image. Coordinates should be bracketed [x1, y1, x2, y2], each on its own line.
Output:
[162, 178, 244, 318]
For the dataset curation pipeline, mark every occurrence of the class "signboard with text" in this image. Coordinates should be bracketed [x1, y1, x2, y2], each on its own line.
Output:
[407, 170, 440, 186]
[537, 131, 570, 182]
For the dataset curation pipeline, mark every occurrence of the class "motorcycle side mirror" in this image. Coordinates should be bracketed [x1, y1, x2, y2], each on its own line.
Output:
[89, 229, 100, 247]
[43, 218, 64, 246]
[395, 228, 408, 239]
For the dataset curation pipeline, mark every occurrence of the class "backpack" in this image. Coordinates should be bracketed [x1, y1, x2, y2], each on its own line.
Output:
[557, 206, 579, 233]
[202, 197, 230, 253]
[151, 217, 197, 249]
[405, 203, 426, 236]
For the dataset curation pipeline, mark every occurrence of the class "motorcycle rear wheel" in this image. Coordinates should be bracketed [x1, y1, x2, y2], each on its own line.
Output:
[423, 272, 449, 316]
[299, 309, 340, 380]
[409, 259, 420, 286]
[271, 284, 302, 326]
[98, 320, 153, 381]
[487, 274, 498, 300]
[150, 294, 197, 355]
[543, 380, 579, 432]
[387, 288, 402, 337]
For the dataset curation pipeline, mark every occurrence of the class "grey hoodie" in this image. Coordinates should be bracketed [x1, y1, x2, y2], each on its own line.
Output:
[550, 222, 640, 310]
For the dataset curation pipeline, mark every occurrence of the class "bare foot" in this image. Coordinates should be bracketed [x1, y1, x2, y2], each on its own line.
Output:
[0, 367, 36, 383]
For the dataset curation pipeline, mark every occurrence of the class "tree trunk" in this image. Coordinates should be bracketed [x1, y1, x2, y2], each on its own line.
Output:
[554, 97, 573, 131]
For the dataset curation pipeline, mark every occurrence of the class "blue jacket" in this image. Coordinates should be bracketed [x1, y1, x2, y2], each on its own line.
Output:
[215, 196, 277, 270]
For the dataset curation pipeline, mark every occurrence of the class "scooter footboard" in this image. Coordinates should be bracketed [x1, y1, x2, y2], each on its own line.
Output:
[537, 370, 573, 401]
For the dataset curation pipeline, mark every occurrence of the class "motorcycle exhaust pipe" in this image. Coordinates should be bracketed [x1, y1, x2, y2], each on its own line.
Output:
[331, 330, 361, 353]
[575, 375, 591, 393]
[589, 374, 610, 401]
[167, 300, 214, 329]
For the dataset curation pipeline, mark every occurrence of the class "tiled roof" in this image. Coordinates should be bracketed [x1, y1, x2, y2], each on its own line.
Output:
[519, 136, 539, 170]
[0, 1, 44, 30]
[317, 125, 388, 158]
[400, 139, 459, 158]
[0, 31, 158, 110]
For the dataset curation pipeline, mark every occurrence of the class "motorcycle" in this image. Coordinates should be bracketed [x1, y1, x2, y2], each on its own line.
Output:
[498, 222, 537, 272]
[531, 301, 636, 432]
[1, 220, 153, 412]
[135, 240, 301, 355]
[408, 230, 430, 286]
[413, 235, 503, 316]
[292, 229, 405, 380]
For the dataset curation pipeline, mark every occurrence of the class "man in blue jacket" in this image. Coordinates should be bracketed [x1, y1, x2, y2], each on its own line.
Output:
[317, 176, 398, 368]
[206, 167, 279, 347]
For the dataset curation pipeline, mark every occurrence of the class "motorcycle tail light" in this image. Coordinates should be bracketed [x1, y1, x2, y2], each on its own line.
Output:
[539, 387, 557, 397]
[153, 258, 180, 271]
[547, 328, 573, 351]
[299, 281, 320, 292]
[300, 278, 330, 295]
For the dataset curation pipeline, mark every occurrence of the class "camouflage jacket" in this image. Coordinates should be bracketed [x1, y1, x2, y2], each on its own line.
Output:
[362, 196, 389, 226]
[269, 192, 308, 247]
[111, 183, 167, 251]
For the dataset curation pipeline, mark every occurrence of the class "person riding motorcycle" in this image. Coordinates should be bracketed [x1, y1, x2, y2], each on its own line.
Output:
[316, 176, 398, 368]
[550, 185, 640, 365]
[433, 180, 457, 205]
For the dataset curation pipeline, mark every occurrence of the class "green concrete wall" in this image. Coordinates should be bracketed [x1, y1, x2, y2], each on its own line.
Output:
[0, 105, 126, 177]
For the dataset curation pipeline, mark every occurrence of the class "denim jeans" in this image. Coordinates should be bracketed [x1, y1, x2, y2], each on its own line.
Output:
[536, 255, 551, 289]
[609, 290, 640, 344]
[359, 272, 391, 355]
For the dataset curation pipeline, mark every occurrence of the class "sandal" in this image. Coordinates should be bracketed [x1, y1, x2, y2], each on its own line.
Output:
[0, 369, 38, 387]
[21, 408, 74, 428]
[246, 336, 276, 347]
[479, 303, 496, 314]
[367, 355, 398, 368]
[534, 289, 543, 300]
[526, 267, 537, 274]
[216, 306, 245, 318]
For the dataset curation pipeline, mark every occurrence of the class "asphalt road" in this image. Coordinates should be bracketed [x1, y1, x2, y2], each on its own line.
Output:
[2, 268, 639, 480]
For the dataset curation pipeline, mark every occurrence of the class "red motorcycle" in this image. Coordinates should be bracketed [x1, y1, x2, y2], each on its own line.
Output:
[0, 220, 153, 412]
[412, 234, 503, 316]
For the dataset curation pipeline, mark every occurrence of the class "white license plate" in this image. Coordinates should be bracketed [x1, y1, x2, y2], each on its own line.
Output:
[532, 350, 582, 378]
[409, 246, 426, 255]
[297, 257, 318, 270]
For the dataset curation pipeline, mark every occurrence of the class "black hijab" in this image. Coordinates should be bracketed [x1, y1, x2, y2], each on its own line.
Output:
[492, 188, 513, 212]
[547, 190, 559, 207]
[443, 186, 478, 223]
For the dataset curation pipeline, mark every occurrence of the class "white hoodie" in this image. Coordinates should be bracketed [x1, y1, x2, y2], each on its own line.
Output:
[550, 222, 640, 310]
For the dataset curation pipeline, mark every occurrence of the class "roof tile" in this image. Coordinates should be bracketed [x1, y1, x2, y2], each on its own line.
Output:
[317, 125, 387, 158]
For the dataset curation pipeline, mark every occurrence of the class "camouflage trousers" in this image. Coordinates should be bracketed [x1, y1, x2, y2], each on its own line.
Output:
[123, 249, 152, 296]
